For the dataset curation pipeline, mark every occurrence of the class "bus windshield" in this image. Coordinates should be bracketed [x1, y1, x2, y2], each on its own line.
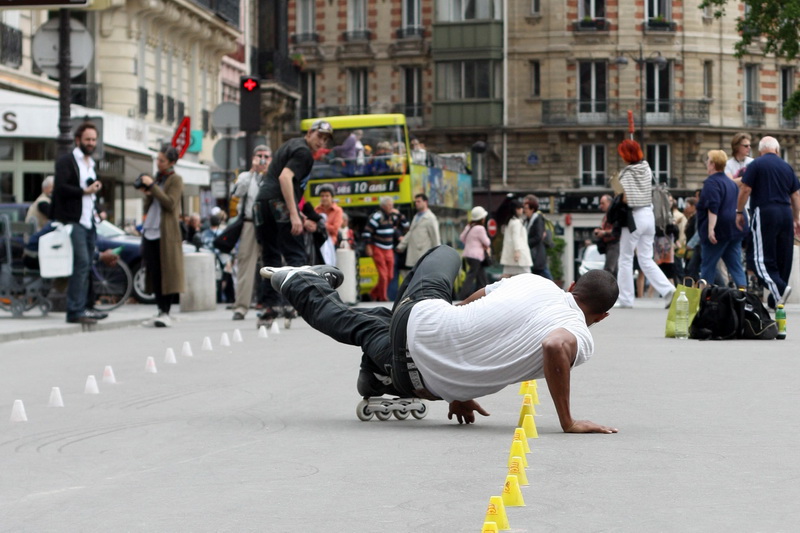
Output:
[310, 124, 408, 179]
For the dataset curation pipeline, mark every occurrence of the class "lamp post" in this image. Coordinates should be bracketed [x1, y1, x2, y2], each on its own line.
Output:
[614, 43, 667, 148]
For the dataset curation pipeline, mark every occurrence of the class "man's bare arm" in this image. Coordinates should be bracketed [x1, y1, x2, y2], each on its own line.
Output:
[457, 288, 486, 306]
[736, 183, 752, 230]
[542, 328, 618, 434]
[278, 168, 303, 235]
[791, 190, 800, 236]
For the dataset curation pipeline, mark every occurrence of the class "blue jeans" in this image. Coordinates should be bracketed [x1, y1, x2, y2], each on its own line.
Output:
[66, 223, 95, 316]
[700, 237, 746, 288]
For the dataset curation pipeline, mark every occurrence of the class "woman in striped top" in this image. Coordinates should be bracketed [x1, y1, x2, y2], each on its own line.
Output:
[615, 140, 675, 308]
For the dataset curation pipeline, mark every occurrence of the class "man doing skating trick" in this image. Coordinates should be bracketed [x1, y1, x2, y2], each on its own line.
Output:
[262, 245, 619, 433]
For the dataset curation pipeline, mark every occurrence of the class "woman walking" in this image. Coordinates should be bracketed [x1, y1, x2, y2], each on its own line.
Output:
[499, 200, 533, 278]
[457, 206, 491, 299]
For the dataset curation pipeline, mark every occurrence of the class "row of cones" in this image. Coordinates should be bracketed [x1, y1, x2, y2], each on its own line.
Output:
[482, 380, 540, 531]
[9, 325, 271, 422]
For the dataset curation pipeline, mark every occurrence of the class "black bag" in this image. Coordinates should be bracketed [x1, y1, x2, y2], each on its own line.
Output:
[212, 216, 244, 254]
[481, 250, 493, 267]
[689, 286, 777, 340]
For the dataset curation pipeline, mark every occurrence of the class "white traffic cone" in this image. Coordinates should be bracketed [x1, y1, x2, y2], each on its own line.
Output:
[145, 356, 158, 374]
[10, 400, 27, 422]
[164, 347, 177, 364]
[48, 387, 64, 407]
[84, 375, 99, 394]
[102, 365, 116, 384]
[258, 325, 268, 338]
[181, 341, 193, 357]
[220, 332, 231, 347]
[232, 329, 243, 343]
[201, 336, 213, 351]
[270, 322, 280, 335]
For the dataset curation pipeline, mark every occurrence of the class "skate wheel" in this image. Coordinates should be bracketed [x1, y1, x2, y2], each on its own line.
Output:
[356, 400, 373, 421]
[375, 410, 392, 421]
[394, 410, 409, 420]
[411, 402, 428, 419]
[284, 318, 292, 329]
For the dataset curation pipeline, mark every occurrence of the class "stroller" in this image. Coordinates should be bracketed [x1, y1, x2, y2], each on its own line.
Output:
[0, 214, 52, 317]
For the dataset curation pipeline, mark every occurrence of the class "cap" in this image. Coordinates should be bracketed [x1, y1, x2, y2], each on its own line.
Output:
[470, 206, 488, 222]
[310, 120, 333, 136]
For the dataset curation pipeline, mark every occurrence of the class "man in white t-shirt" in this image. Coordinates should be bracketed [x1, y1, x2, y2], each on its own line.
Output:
[262, 245, 619, 433]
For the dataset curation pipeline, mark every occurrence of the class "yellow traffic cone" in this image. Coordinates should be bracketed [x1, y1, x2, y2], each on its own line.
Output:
[508, 440, 528, 468]
[517, 380, 532, 395]
[522, 413, 539, 439]
[527, 384, 540, 405]
[513, 427, 531, 453]
[502, 475, 525, 507]
[517, 394, 536, 426]
[483, 496, 510, 530]
[508, 456, 529, 486]
[481, 521, 499, 533]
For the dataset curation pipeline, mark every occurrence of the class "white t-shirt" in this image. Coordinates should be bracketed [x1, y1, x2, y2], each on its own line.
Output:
[406, 274, 594, 402]
[73, 147, 97, 230]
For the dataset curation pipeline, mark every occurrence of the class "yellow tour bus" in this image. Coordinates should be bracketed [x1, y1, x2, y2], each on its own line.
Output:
[300, 113, 473, 298]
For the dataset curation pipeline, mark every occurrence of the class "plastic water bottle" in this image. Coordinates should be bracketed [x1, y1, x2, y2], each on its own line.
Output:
[776, 304, 786, 340]
[675, 291, 689, 339]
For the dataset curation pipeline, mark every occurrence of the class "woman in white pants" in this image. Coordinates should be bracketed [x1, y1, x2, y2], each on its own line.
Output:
[615, 140, 675, 308]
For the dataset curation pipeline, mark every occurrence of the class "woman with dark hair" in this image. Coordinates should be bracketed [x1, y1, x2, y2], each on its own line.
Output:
[457, 206, 492, 299]
[140, 146, 185, 327]
[615, 139, 675, 308]
[499, 199, 533, 278]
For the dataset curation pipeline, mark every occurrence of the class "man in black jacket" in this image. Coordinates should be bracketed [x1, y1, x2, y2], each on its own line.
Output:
[51, 123, 104, 324]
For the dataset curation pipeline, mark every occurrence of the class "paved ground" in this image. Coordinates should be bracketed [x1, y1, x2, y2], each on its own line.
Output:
[1, 298, 799, 532]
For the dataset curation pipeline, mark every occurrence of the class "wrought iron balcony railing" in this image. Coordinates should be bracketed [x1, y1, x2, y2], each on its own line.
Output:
[0, 22, 22, 68]
[541, 99, 710, 126]
[744, 101, 766, 127]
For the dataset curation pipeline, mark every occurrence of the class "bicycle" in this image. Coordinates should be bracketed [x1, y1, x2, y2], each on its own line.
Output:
[90, 255, 133, 312]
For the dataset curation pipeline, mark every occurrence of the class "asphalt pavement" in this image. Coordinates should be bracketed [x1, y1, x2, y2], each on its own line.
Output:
[1, 298, 799, 532]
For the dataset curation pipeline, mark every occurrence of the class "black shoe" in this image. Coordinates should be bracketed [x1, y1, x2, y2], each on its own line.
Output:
[232, 312, 245, 321]
[86, 308, 109, 320]
[261, 265, 344, 291]
[309, 265, 345, 290]
[66, 311, 98, 324]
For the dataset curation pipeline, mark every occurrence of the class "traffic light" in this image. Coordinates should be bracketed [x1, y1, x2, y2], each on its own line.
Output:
[239, 75, 261, 132]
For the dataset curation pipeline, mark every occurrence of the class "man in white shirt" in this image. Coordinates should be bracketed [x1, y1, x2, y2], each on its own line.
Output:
[262, 245, 619, 433]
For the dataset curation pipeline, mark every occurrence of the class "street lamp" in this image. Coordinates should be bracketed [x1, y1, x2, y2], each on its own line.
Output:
[614, 43, 668, 147]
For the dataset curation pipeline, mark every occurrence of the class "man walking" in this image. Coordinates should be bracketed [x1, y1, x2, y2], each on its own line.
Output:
[51, 123, 104, 324]
[254, 120, 333, 321]
[396, 193, 440, 275]
[261, 245, 619, 432]
[231, 145, 271, 320]
[26, 175, 54, 230]
[737, 136, 800, 308]
[593, 194, 620, 276]
[363, 196, 409, 301]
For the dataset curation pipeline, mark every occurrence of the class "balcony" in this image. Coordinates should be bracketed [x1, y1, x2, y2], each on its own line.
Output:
[191, 0, 240, 28]
[744, 101, 765, 127]
[779, 103, 799, 129]
[541, 99, 710, 126]
[572, 18, 608, 32]
[0, 22, 22, 68]
[397, 26, 425, 39]
[256, 50, 299, 90]
[645, 18, 677, 32]
[343, 30, 371, 42]
[71, 83, 101, 109]
[432, 99, 503, 128]
[390, 26, 429, 58]
[432, 20, 503, 59]
[291, 33, 320, 44]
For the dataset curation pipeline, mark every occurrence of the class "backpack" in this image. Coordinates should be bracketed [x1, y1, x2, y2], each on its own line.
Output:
[689, 286, 777, 340]
[652, 182, 673, 234]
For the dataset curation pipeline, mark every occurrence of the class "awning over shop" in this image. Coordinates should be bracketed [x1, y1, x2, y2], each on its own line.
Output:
[175, 159, 211, 186]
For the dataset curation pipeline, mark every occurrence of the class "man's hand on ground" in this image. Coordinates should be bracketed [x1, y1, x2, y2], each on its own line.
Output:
[564, 419, 618, 434]
[447, 400, 490, 424]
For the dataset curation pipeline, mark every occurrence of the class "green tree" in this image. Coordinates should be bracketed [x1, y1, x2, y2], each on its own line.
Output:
[700, 0, 800, 118]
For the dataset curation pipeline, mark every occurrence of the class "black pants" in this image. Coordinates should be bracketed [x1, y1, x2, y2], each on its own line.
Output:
[141, 238, 176, 314]
[457, 257, 487, 299]
[255, 197, 308, 307]
[281, 245, 462, 396]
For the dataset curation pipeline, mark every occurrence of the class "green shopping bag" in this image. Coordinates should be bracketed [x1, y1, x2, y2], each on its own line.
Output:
[664, 278, 705, 338]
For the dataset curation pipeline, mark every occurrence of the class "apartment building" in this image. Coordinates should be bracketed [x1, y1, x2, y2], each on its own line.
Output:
[0, 0, 242, 223]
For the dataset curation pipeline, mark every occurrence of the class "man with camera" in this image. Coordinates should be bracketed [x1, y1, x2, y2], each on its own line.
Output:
[51, 122, 106, 324]
[230, 145, 272, 320]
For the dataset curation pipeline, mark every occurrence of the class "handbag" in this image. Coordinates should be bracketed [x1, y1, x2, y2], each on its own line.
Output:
[664, 277, 705, 338]
[213, 215, 244, 254]
[38, 222, 73, 278]
[481, 249, 493, 267]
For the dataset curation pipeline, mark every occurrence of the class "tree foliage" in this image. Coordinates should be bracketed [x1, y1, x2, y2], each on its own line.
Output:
[700, 0, 800, 118]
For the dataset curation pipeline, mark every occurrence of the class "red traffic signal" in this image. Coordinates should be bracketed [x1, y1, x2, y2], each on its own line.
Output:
[239, 76, 261, 132]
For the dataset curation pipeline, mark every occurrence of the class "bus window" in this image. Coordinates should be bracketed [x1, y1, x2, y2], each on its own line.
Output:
[310, 125, 408, 179]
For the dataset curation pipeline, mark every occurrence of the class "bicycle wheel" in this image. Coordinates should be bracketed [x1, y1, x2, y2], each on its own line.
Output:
[91, 258, 133, 311]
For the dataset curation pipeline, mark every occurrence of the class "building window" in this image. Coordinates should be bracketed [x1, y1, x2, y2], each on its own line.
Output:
[436, 60, 501, 100]
[155, 93, 164, 122]
[166, 96, 175, 124]
[300, 71, 317, 119]
[531, 0, 540, 15]
[436, 0, 501, 22]
[578, 61, 607, 114]
[349, 0, 367, 31]
[646, 62, 671, 114]
[0, 14, 22, 69]
[347, 68, 369, 114]
[297, 0, 316, 36]
[580, 144, 606, 187]
[703, 61, 713, 99]
[580, 0, 605, 19]
[403, 0, 421, 28]
[744, 64, 763, 126]
[647, 144, 670, 185]
[403, 67, 423, 117]
[780, 67, 794, 124]
[530, 61, 540, 97]
[646, 0, 670, 19]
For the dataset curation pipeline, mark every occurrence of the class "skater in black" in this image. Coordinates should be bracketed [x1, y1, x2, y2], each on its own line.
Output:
[263, 245, 619, 432]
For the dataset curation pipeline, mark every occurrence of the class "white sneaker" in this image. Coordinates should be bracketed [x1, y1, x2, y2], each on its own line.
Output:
[141, 314, 160, 327]
[780, 286, 792, 305]
[154, 314, 171, 328]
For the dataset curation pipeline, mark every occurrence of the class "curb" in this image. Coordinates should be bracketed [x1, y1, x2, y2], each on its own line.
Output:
[0, 317, 146, 344]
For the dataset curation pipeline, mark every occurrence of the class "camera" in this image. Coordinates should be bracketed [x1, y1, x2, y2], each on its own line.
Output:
[133, 173, 150, 190]
[86, 177, 96, 187]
